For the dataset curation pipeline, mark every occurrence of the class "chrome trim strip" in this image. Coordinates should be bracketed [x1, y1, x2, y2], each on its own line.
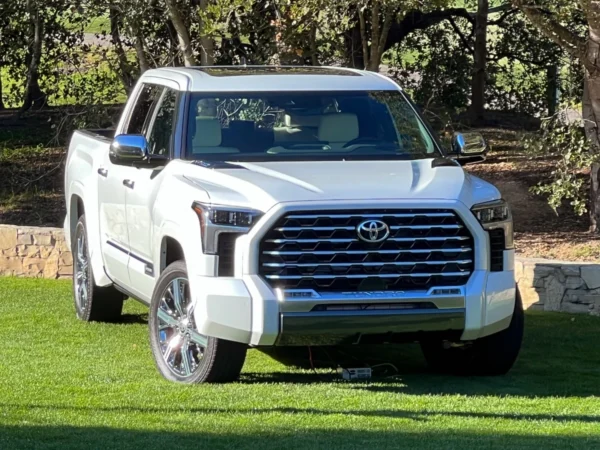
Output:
[286, 213, 455, 219]
[275, 224, 463, 231]
[263, 260, 473, 268]
[266, 272, 471, 280]
[265, 236, 470, 244]
[262, 248, 472, 256]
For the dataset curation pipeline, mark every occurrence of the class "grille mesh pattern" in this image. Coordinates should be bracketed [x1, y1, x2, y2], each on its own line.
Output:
[259, 209, 474, 291]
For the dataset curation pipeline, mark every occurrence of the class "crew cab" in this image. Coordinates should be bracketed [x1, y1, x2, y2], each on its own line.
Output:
[64, 66, 522, 383]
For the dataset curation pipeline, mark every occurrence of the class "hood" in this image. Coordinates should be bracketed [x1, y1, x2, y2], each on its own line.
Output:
[181, 159, 500, 212]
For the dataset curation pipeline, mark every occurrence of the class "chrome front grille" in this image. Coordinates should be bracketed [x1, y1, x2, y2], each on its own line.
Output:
[259, 209, 474, 292]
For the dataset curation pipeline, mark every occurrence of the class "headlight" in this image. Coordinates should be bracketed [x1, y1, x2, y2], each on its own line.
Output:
[471, 199, 514, 249]
[192, 202, 263, 254]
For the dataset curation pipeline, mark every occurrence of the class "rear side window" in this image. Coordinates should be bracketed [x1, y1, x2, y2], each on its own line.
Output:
[126, 84, 164, 134]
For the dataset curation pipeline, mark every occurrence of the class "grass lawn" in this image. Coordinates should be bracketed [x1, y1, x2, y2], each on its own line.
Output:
[0, 278, 599, 449]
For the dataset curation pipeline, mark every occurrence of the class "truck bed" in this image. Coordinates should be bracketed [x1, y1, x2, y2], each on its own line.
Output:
[76, 129, 115, 142]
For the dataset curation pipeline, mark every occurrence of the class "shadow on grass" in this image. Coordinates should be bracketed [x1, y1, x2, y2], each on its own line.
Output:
[0, 424, 598, 450]
[249, 313, 600, 399]
[1, 402, 600, 425]
[117, 313, 147, 325]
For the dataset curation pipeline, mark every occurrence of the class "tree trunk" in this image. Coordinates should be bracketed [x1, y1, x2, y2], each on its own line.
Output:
[199, 0, 214, 66]
[309, 24, 318, 66]
[546, 65, 559, 116]
[109, 6, 136, 93]
[584, 72, 600, 232]
[358, 8, 369, 70]
[164, 0, 197, 66]
[469, 0, 488, 123]
[134, 32, 150, 73]
[21, 0, 47, 111]
[367, 1, 381, 71]
[584, 13, 600, 232]
[0, 71, 5, 110]
[344, 22, 365, 69]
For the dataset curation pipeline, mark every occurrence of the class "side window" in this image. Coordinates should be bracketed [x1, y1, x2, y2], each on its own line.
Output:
[147, 89, 178, 157]
[126, 84, 164, 135]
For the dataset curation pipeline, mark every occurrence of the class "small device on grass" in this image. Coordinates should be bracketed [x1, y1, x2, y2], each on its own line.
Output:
[338, 367, 372, 380]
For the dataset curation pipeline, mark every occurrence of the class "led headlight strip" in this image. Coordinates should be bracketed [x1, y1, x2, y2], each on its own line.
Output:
[471, 199, 514, 249]
[192, 202, 263, 254]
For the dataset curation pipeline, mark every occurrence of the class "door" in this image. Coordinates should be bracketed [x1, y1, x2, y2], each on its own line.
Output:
[126, 88, 179, 300]
[99, 83, 164, 288]
[97, 153, 132, 286]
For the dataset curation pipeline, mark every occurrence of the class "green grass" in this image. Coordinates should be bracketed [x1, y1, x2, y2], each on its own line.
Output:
[63, 13, 110, 34]
[0, 278, 599, 449]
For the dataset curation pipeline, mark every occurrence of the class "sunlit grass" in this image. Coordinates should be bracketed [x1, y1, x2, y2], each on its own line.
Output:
[0, 277, 599, 449]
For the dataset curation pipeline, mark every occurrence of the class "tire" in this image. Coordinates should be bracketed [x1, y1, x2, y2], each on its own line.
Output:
[72, 215, 125, 322]
[148, 260, 247, 383]
[421, 289, 524, 376]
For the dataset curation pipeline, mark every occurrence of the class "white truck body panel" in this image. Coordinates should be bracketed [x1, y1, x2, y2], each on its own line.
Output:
[64, 66, 516, 349]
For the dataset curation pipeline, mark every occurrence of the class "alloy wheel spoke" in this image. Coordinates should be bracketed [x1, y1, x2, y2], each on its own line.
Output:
[181, 338, 193, 376]
[188, 329, 208, 349]
[157, 308, 179, 328]
[163, 334, 182, 362]
[171, 279, 185, 318]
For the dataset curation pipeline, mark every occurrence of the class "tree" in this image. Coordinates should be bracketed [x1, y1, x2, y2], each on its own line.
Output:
[470, 0, 489, 122]
[513, 0, 600, 230]
[21, 0, 47, 110]
[164, 0, 197, 66]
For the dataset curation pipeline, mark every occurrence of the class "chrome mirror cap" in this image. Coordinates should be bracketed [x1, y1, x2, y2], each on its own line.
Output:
[110, 134, 148, 163]
[452, 132, 487, 156]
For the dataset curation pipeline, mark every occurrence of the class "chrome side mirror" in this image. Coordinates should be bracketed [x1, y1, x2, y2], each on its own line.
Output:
[109, 134, 148, 165]
[452, 132, 487, 156]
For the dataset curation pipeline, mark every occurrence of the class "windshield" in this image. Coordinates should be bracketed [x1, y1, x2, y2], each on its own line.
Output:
[184, 91, 440, 161]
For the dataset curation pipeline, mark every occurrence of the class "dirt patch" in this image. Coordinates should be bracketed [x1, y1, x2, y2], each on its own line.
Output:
[468, 129, 600, 261]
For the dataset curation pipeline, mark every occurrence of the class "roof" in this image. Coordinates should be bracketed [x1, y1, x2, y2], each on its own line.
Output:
[141, 66, 400, 92]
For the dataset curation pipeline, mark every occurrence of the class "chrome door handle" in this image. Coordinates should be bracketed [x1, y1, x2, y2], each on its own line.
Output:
[123, 179, 135, 189]
[97, 168, 108, 177]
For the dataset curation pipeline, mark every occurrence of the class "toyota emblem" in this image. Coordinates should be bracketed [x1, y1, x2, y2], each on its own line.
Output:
[356, 220, 390, 243]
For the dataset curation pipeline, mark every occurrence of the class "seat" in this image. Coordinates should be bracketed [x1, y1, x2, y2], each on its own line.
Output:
[273, 113, 320, 143]
[318, 113, 359, 149]
[191, 118, 239, 154]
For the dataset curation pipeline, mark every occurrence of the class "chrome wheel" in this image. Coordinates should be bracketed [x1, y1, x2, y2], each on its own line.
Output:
[74, 230, 89, 312]
[156, 278, 208, 378]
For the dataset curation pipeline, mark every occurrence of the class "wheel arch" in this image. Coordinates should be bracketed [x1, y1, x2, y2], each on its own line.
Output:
[69, 193, 85, 243]
[160, 235, 185, 275]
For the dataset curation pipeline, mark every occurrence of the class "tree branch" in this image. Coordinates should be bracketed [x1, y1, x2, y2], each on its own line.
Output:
[447, 16, 473, 53]
[384, 8, 475, 52]
[512, 0, 587, 66]
[489, 8, 518, 25]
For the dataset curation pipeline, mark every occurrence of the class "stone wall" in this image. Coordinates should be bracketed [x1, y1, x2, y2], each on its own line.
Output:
[1, 224, 600, 315]
[0, 225, 72, 279]
[516, 258, 600, 315]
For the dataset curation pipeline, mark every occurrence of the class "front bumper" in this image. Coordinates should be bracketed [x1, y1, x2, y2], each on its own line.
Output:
[187, 199, 516, 347]
[189, 253, 515, 347]
[278, 308, 465, 346]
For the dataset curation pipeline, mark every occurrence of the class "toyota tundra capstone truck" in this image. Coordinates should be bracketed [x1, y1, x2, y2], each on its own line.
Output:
[64, 66, 522, 383]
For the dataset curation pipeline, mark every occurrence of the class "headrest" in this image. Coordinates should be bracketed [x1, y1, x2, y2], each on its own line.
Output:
[318, 113, 359, 142]
[285, 113, 321, 128]
[194, 118, 222, 147]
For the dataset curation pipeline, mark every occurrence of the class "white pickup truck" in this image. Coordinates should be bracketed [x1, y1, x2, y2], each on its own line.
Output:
[64, 66, 522, 383]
